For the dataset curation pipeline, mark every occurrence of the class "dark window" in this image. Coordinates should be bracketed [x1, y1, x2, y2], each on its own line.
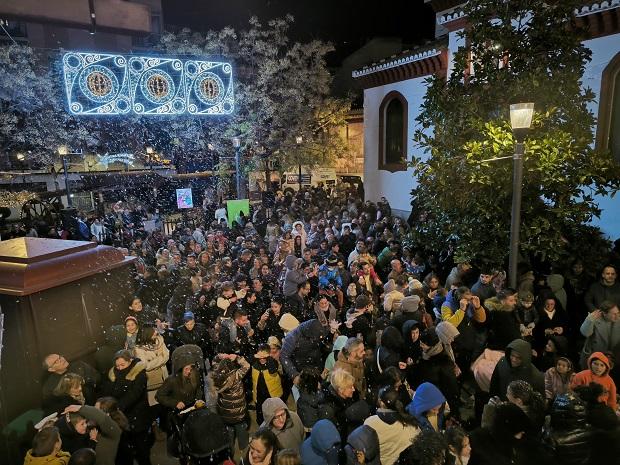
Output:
[596, 52, 620, 163]
[379, 91, 408, 172]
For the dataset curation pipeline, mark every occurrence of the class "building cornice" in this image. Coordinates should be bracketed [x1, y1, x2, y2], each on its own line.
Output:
[352, 48, 448, 89]
[575, 0, 620, 17]
[352, 48, 443, 78]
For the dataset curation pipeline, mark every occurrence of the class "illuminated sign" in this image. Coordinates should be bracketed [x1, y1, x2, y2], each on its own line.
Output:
[176, 188, 194, 209]
[62, 52, 234, 116]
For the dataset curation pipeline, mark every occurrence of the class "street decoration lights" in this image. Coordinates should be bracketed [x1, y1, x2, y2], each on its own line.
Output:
[508, 103, 535, 288]
[62, 52, 234, 116]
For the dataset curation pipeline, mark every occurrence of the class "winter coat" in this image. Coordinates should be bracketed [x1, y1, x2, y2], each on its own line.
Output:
[341, 308, 372, 343]
[364, 409, 420, 465]
[283, 255, 308, 296]
[174, 322, 212, 358]
[411, 348, 459, 412]
[484, 297, 521, 351]
[212, 356, 250, 425]
[280, 319, 330, 380]
[544, 361, 575, 401]
[23, 450, 71, 465]
[534, 307, 569, 351]
[571, 352, 617, 410]
[345, 425, 381, 465]
[260, 397, 305, 451]
[318, 384, 370, 442]
[105, 358, 150, 432]
[580, 311, 620, 368]
[547, 274, 568, 311]
[78, 405, 122, 465]
[55, 415, 95, 454]
[297, 387, 324, 429]
[407, 382, 446, 432]
[584, 279, 620, 312]
[300, 419, 341, 465]
[542, 393, 595, 465]
[251, 358, 283, 403]
[155, 361, 204, 410]
[334, 351, 367, 399]
[133, 334, 169, 404]
[489, 339, 545, 400]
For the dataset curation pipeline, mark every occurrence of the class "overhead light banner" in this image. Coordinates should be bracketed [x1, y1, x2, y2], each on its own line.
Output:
[62, 52, 234, 116]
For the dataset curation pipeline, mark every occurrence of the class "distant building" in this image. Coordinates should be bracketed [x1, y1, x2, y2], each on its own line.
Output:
[354, 0, 620, 238]
[0, 0, 162, 52]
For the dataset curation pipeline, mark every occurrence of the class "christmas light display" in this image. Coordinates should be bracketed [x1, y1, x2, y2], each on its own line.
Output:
[62, 52, 234, 116]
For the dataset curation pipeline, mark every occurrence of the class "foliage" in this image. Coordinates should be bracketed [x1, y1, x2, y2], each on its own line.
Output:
[0, 16, 351, 178]
[410, 0, 620, 268]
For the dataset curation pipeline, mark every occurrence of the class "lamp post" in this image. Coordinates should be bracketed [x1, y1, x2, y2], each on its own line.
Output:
[508, 103, 534, 288]
[232, 136, 242, 199]
[58, 145, 73, 208]
[296, 135, 303, 191]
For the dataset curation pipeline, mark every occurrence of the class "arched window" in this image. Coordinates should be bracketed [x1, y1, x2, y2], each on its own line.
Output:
[596, 52, 620, 163]
[379, 91, 408, 171]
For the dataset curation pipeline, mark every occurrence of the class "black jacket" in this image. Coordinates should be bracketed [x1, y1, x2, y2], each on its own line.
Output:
[317, 384, 370, 443]
[104, 359, 150, 432]
[412, 350, 460, 412]
[489, 339, 545, 400]
[175, 322, 212, 359]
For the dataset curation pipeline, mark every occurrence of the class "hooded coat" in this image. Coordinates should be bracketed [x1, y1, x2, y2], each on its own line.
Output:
[300, 419, 341, 465]
[283, 255, 308, 296]
[547, 274, 568, 312]
[364, 409, 420, 465]
[406, 382, 446, 431]
[345, 425, 381, 465]
[489, 339, 545, 400]
[260, 397, 305, 451]
[280, 319, 331, 380]
[571, 352, 617, 410]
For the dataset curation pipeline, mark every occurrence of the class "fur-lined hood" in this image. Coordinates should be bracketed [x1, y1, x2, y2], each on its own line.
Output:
[108, 359, 146, 382]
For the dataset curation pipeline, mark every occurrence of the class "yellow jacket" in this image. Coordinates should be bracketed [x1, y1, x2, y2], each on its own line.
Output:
[251, 362, 283, 403]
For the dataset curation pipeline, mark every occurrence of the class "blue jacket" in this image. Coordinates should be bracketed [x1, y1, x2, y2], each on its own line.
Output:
[300, 419, 340, 465]
[345, 425, 380, 465]
[407, 382, 446, 431]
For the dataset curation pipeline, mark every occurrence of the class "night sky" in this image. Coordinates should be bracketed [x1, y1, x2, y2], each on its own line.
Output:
[162, 0, 436, 65]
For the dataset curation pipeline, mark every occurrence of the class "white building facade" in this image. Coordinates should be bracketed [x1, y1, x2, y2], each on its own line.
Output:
[354, 0, 620, 239]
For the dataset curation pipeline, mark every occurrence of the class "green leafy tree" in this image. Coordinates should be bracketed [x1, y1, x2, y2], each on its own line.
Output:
[410, 0, 620, 268]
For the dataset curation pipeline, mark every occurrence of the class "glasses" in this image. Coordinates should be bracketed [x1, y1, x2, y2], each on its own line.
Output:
[273, 411, 287, 420]
[50, 355, 64, 367]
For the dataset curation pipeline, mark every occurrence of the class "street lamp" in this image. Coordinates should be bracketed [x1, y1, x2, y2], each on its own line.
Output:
[296, 135, 303, 191]
[508, 102, 534, 288]
[232, 136, 242, 199]
[58, 145, 73, 207]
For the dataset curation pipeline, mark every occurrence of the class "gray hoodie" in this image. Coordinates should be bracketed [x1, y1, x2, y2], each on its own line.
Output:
[260, 397, 305, 451]
[283, 255, 308, 296]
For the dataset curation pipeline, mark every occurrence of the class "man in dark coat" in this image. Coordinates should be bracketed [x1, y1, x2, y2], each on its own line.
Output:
[584, 265, 620, 312]
[175, 311, 212, 359]
[280, 319, 332, 384]
[489, 339, 545, 400]
[285, 280, 312, 321]
[42, 353, 100, 405]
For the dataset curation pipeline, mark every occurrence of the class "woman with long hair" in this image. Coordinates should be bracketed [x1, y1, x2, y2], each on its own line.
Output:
[364, 386, 420, 465]
[134, 326, 169, 407]
[43, 373, 85, 416]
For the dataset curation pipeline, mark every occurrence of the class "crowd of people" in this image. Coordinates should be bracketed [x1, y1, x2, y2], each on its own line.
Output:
[23, 184, 620, 465]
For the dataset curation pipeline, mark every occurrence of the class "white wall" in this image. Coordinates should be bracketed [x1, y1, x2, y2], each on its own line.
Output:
[583, 34, 620, 239]
[363, 77, 432, 215]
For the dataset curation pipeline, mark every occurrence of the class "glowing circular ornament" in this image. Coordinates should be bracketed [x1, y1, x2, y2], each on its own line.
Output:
[79, 65, 119, 103]
[194, 72, 224, 106]
[140, 69, 175, 104]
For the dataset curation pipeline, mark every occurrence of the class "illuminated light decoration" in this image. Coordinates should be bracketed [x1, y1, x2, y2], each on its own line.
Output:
[63, 52, 234, 116]
[0, 191, 37, 208]
[98, 153, 135, 168]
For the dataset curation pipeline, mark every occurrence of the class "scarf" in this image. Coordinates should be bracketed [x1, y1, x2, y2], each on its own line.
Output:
[422, 341, 444, 360]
